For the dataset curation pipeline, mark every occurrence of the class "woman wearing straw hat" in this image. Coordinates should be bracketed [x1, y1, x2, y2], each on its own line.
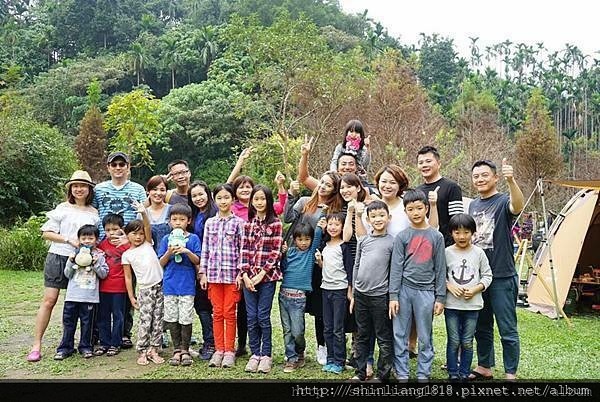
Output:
[26, 170, 100, 362]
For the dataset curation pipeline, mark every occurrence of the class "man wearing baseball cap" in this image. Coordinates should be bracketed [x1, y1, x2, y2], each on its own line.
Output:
[93, 152, 146, 239]
[93, 151, 147, 349]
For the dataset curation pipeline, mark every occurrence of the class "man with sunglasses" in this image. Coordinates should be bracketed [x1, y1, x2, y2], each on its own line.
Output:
[94, 152, 147, 238]
[93, 151, 147, 350]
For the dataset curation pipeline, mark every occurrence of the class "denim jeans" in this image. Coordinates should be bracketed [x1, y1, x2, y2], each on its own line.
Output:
[354, 291, 393, 380]
[445, 308, 479, 379]
[98, 292, 126, 348]
[194, 288, 214, 347]
[278, 289, 307, 362]
[476, 275, 520, 374]
[198, 310, 214, 347]
[243, 281, 276, 357]
[57, 301, 95, 354]
[322, 289, 347, 366]
[392, 286, 435, 379]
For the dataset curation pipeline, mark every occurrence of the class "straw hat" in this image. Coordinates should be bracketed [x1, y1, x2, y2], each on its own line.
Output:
[65, 170, 95, 189]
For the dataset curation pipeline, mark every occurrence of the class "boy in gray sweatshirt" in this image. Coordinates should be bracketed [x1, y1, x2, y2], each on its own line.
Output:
[389, 189, 446, 381]
[350, 200, 395, 381]
[55, 224, 108, 360]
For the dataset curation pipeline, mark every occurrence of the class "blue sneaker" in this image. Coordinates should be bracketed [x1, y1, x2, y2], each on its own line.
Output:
[328, 364, 344, 374]
[199, 344, 215, 360]
[322, 363, 333, 372]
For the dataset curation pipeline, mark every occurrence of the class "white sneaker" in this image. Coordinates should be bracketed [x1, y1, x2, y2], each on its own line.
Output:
[316, 345, 327, 366]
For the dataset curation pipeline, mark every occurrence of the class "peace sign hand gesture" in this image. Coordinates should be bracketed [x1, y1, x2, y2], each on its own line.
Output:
[301, 134, 315, 156]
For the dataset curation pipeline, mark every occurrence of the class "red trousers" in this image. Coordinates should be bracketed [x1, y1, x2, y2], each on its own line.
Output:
[208, 283, 240, 352]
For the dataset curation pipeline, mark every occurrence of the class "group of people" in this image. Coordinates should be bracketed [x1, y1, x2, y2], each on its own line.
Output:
[26, 119, 525, 381]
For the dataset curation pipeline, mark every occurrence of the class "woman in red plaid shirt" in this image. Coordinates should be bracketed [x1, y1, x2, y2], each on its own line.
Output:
[240, 185, 283, 374]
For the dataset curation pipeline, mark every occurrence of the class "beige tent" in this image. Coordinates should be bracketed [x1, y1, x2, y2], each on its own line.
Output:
[527, 181, 600, 318]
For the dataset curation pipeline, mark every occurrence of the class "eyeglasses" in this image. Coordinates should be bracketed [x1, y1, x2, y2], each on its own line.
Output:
[110, 162, 127, 168]
[171, 169, 190, 178]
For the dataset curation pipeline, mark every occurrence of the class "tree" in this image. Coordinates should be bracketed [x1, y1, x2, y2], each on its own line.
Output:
[417, 33, 466, 117]
[219, 13, 366, 177]
[515, 88, 563, 196]
[157, 80, 260, 171]
[0, 111, 78, 225]
[23, 55, 129, 134]
[75, 80, 108, 183]
[451, 77, 513, 192]
[104, 88, 164, 169]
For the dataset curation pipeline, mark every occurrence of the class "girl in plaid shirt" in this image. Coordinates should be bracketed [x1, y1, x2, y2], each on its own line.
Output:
[199, 184, 244, 369]
[240, 185, 283, 374]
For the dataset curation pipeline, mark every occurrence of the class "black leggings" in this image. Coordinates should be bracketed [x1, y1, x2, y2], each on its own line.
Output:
[315, 315, 325, 346]
[237, 291, 247, 349]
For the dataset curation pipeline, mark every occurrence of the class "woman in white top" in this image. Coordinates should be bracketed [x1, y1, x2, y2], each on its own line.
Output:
[26, 171, 99, 362]
[356, 164, 411, 237]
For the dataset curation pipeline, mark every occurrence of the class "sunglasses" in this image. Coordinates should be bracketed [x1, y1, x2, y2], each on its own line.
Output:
[110, 162, 127, 168]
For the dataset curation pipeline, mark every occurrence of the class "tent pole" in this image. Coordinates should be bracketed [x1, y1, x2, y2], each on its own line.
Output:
[528, 253, 572, 326]
[538, 177, 565, 322]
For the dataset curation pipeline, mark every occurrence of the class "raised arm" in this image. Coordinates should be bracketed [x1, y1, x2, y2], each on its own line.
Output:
[227, 147, 253, 184]
[502, 158, 525, 215]
[298, 135, 318, 191]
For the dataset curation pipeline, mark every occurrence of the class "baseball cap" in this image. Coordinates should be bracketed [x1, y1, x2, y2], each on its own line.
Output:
[107, 151, 130, 164]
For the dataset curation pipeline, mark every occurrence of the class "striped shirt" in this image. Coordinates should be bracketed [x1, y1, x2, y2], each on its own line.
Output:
[240, 217, 283, 283]
[93, 180, 147, 239]
[200, 214, 244, 284]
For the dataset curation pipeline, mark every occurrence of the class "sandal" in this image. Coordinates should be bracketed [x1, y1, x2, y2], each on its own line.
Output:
[106, 346, 120, 357]
[147, 348, 165, 364]
[137, 351, 149, 366]
[94, 347, 109, 356]
[82, 350, 94, 359]
[180, 352, 193, 366]
[468, 370, 493, 381]
[121, 337, 133, 349]
[169, 350, 181, 366]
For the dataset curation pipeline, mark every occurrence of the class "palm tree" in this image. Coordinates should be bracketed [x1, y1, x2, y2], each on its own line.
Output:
[197, 26, 218, 70]
[469, 36, 481, 72]
[131, 41, 146, 86]
[161, 33, 181, 89]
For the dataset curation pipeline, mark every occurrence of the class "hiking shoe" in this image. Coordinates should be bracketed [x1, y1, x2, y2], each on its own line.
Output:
[257, 355, 272, 374]
[208, 351, 224, 368]
[283, 360, 299, 373]
[199, 344, 215, 360]
[245, 354, 260, 372]
[316, 345, 327, 366]
[221, 351, 236, 368]
[297, 354, 306, 368]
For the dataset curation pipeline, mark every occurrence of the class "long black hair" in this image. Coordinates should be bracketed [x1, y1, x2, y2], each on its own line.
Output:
[188, 180, 217, 220]
[248, 184, 277, 225]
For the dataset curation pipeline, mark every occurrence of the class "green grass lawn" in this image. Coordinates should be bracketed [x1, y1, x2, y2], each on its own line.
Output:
[1, 270, 599, 380]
